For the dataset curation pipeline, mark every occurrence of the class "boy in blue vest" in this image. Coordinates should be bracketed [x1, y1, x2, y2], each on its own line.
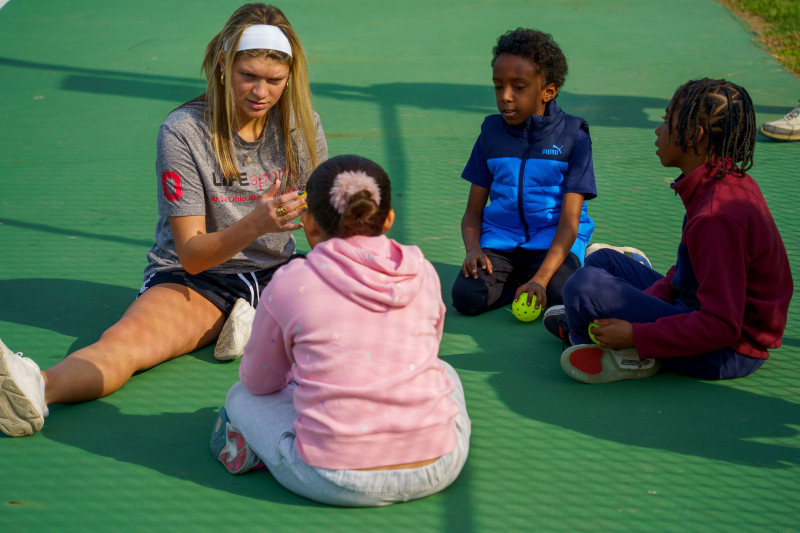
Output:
[452, 28, 597, 316]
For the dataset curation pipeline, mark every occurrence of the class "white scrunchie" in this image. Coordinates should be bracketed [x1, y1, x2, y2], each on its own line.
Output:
[329, 171, 381, 215]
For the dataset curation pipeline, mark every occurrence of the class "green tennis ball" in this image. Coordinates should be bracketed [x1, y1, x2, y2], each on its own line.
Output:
[588, 322, 599, 344]
[512, 293, 541, 322]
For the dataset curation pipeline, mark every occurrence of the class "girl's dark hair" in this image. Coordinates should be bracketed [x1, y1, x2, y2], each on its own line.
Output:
[491, 28, 568, 88]
[668, 78, 756, 176]
[306, 155, 392, 238]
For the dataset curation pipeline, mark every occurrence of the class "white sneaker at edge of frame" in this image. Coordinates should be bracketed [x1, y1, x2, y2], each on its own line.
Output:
[759, 101, 800, 141]
[0, 338, 48, 437]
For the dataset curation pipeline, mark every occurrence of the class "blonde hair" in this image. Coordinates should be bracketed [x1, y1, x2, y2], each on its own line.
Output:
[201, 3, 318, 188]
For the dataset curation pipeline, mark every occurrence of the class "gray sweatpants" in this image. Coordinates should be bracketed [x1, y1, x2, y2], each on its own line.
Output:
[224, 361, 471, 507]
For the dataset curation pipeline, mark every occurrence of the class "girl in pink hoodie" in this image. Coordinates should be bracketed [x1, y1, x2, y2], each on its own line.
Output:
[210, 154, 470, 506]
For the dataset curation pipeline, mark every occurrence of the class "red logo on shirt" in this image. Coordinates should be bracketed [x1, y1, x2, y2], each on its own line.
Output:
[162, 171, 183, 201]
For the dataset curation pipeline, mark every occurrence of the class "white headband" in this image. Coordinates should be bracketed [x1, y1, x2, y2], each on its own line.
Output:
[234, 25, 292, 56]
[329, 171, 381, 215]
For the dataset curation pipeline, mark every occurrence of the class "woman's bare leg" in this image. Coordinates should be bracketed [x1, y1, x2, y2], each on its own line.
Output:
[43, 283, 225, 405]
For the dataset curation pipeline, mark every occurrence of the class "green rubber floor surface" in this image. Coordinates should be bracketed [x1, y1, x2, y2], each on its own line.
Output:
[2, 0, 799, 531]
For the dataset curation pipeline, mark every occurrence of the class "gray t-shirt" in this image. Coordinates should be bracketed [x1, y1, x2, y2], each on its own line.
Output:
[144, 100, 328, 278]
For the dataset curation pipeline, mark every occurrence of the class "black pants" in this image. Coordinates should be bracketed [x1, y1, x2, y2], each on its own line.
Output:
[451, 248, 580, 316]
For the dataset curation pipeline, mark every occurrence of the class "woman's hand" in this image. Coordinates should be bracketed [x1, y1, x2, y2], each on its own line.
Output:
[170, 178, 307, 274]
[247, 178, 307, 235]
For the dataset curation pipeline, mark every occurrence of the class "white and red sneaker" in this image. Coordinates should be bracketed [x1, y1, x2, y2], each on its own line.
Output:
[210, 406, 265, 474]
[561, 344, 660, 384]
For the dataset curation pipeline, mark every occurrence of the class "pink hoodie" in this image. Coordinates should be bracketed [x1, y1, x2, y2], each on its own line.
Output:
[240, 235, 459, 470]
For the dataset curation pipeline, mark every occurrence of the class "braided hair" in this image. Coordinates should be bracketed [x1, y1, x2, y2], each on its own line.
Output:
[668, 78, 756, 177]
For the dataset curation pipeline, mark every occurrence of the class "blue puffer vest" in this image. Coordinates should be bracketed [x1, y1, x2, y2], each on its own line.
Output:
[479, 101, 594, 262]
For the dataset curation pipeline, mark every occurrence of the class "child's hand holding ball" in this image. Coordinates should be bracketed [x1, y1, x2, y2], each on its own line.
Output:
[512, 292, 541, 322]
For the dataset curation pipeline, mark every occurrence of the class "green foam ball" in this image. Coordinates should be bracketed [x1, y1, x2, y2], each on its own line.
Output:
[588, 322, 599, 344]
[512, 293, 541, 322]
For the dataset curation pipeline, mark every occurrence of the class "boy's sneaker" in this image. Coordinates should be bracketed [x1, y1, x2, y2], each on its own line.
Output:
[585, 243, 652, 269]
[210, 406, 265, 474]
[759, 101, 800, 141]
[561, 344, 660, 384]
[0, 338, 48, 437]
[543, 305, 572, 347]
[214, 298, 256, 361]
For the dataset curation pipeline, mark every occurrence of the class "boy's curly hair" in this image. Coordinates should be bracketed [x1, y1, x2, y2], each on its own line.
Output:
[669, 78, 756, 176]
[491, 28, 568, 88]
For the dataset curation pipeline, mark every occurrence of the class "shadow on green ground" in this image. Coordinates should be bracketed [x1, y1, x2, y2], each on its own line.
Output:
[2, 52, 797, 515]
[0, 219, 152, 250]
[2, 56, 793, 129]
[0, 278, 139, 354]
[0, 275, 479, 515]
[435, 262, 800, 470]
[40, 401, 322, 505]
[0, 277, 318, 503]
[0, 272, 796, 517]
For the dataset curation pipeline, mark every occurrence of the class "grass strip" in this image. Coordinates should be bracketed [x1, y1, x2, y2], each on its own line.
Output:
[719, 0, 800, 76]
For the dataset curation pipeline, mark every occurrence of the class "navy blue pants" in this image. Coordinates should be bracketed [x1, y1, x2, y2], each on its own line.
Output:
[562, 249, 764, 380]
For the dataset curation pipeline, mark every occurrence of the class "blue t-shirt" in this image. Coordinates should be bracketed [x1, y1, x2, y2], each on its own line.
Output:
[462, 100, 596, 261]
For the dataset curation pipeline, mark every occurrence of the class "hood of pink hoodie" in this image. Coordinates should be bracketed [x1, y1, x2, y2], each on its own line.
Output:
[305, 235, 427, 312]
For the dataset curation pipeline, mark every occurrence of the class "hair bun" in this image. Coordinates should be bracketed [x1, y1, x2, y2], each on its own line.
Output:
[329, 171, 381, 214]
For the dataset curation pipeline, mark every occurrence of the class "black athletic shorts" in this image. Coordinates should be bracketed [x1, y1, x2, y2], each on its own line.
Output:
[139, 255, 303, 315]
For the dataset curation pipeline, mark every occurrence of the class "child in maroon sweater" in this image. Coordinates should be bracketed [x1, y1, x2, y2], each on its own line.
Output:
[554, 78, 793, 383]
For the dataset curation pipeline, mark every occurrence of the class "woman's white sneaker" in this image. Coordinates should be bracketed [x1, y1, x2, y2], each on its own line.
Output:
[0, 338, 48, 437]
[214, 299, 256, 361]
